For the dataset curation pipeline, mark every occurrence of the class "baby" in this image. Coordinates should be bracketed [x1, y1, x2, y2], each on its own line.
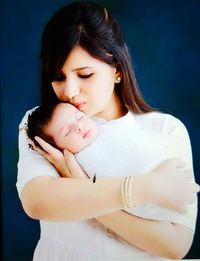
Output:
[27, 102, 99, 153]
[26, 102, 196, 228]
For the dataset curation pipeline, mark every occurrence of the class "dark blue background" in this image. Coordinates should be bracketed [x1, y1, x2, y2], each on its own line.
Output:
[1, 0, 200, 260]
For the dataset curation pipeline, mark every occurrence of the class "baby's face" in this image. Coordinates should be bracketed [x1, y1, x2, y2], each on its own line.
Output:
[46, 103, 98, 153]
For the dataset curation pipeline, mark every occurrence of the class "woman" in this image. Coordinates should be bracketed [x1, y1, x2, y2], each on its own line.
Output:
[17, 1, 199, 260]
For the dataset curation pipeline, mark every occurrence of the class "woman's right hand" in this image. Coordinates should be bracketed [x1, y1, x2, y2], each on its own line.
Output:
[132, 158, 199, 213]
[31, 136, 88, 179]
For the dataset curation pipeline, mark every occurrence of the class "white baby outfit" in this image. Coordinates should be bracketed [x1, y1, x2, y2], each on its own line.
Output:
[17, 109, 197, 260]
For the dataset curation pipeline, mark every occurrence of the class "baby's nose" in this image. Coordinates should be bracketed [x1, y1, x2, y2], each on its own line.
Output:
[75, 122, 83, 133]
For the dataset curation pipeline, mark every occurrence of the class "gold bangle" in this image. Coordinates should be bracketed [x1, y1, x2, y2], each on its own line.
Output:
[121, 177, 127, 208]
[127, 176, 134, 208]
[121, 176, 134, 209]
[125, 176, 129, 208]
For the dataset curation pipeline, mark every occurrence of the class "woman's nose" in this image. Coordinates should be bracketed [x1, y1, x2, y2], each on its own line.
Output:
[63, 81, 80, 100]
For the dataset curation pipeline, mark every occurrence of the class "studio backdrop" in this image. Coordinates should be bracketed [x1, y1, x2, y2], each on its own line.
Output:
[1, 0, 200, 260]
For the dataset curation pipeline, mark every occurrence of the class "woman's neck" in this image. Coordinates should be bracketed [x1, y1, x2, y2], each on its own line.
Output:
[95, 94, 127, 121]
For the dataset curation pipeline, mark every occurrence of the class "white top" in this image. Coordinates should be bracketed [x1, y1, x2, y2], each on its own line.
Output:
[76, 112, 197, 228]
[16, 109, 197, 260]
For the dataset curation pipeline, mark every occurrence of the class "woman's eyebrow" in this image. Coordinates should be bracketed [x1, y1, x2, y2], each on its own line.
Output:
[72, 66, 94, 71]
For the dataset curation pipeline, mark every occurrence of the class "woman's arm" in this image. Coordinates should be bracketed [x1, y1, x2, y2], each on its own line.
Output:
[96, 211, 194, 259]
[21, 175, 123, 221]
[95, 116, 197, 259]
[20, 145, 195, 259]
[21, 177, 194, 260]
[19, 138, 197, 259]
[18, 113, 198, 259]
[21, 135, 198, 222]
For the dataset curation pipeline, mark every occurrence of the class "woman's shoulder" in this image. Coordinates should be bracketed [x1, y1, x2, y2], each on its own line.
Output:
[133, 111, 187, 134]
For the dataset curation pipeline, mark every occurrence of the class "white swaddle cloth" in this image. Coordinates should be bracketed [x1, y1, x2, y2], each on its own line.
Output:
[76, 111, 197, 229]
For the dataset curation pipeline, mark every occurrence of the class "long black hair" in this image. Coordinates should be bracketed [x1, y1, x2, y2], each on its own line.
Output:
[40, 1, 155, 113]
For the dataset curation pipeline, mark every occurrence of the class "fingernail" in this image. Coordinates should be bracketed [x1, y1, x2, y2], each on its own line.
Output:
[28, 144, 34, 150]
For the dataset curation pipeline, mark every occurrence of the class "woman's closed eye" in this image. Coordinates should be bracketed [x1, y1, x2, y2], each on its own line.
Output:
[78, 73, 93, 79]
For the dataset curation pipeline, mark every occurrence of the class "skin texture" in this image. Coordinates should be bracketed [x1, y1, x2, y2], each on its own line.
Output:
[21, 45, 199, 259]
[51, 46, 124, 120]
[45, 103, 98, 153]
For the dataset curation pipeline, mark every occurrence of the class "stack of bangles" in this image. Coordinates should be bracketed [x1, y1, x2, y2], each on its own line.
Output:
[121, 176, 134, 209]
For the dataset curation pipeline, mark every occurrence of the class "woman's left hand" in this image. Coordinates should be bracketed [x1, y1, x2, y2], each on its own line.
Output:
[30, 136, 88, 179]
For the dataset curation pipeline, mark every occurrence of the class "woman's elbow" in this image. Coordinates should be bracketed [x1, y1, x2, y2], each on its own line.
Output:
[21, 197, 46, 220]
[20, 186, 47, 219]
[165, 247, 190, 260]
[163, 226, 194, 259]
[20, 177, 54, 220]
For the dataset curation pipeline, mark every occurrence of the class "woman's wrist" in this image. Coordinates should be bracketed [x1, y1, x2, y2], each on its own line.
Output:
[131, 175, 148, 206]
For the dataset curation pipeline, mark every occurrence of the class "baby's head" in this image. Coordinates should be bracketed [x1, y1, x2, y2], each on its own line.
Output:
[27, 103, 98, 153]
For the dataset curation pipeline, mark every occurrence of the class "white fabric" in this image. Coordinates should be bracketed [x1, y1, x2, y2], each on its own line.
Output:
[17, 109, 59, 196]
[76, 111, 197, 230]
[16, 108, 197, 260]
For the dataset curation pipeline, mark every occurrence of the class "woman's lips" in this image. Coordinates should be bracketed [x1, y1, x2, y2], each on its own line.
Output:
[74, 102, 85, 110]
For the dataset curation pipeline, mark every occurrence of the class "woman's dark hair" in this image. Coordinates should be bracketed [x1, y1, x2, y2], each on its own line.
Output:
[40, 0, 154, 113]
[26, 103, 58, 149]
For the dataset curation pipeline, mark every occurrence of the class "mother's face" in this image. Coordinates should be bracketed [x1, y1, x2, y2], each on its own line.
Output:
[51, 46, 121, 119]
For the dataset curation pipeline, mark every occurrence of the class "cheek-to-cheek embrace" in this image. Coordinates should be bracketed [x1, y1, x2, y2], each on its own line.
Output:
[51, 46, 122, 119]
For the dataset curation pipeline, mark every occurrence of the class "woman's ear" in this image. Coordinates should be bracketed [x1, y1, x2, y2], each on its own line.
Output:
[114, 71, 122, 83]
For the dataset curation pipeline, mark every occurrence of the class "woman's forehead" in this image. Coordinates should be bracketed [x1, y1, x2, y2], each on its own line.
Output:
[61, 46, 104, 71]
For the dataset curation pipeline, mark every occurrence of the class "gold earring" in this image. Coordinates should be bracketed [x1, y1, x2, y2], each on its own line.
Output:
[116, 76, 121, 83]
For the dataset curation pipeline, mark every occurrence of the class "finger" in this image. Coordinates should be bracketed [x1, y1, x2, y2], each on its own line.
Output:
[34, 145, 49, 158]
[62, 167, 73, 178]
[35, 136, 57, 155]
[181, 169, 193, 179]
[63, 149, 74, 160]
[64, 149, 88, 178]
[154, 157, 186, 171]
[64, 149, 78, 168]
[27, 138, 35, 146]
[168, 157, 186, 168]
